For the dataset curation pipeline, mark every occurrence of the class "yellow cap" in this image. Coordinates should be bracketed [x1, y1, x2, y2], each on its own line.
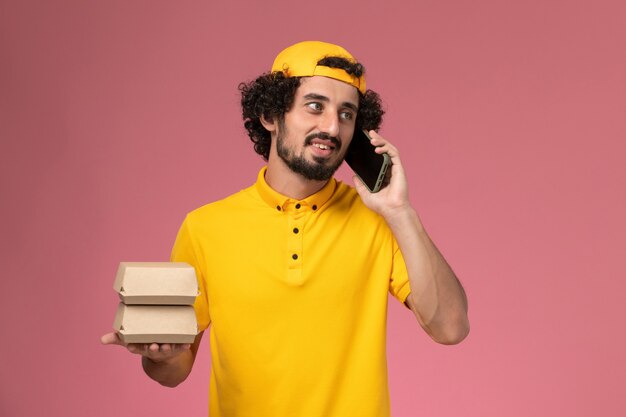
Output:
[271, 41, 366, 94]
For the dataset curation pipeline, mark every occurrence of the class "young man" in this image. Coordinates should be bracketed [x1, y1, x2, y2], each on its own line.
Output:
[102, 41, 469, 417]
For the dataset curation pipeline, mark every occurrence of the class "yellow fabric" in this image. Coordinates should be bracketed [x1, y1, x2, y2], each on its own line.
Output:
[271, 40, 366, 94]
[171, 167, 411, 417]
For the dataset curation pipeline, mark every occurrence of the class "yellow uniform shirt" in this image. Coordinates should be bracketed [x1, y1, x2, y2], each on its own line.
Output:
[171, 167, 411, 417]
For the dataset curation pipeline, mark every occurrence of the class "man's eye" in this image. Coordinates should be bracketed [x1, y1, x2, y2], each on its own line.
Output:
[340, 111, 354, 120]
[307, 102, 322, 111]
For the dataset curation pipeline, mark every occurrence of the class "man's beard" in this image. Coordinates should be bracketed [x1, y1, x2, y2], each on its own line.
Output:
[275, 120, 344, 181]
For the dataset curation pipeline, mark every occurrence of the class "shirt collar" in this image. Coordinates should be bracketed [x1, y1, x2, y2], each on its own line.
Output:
[255, 166, 337, 212]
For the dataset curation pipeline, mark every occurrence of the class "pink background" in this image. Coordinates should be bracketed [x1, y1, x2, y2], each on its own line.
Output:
[1, 1, 624, 416]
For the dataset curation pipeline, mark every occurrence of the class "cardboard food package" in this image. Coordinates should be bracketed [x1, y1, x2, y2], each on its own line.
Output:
[113, 303, 198, 344]
[114, 262, 198, 305]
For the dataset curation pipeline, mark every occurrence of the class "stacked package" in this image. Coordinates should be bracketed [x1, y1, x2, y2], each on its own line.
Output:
[112, 262, 199, 344]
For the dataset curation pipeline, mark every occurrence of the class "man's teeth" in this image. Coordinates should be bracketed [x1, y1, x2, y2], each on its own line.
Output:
[313, 143, 331, 150]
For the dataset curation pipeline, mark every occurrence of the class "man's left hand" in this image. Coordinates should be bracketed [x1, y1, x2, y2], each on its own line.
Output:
[353, 130, 412, 220]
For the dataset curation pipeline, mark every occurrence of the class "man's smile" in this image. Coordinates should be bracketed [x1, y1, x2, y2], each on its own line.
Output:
[312, 142, 332, 150]
[305, 133, 341, 158]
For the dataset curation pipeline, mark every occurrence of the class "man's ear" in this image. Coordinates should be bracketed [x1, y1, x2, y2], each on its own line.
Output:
[260, 114, 277, 133]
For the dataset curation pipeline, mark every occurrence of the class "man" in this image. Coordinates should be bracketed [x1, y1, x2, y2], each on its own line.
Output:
[102, 40, 469, 417]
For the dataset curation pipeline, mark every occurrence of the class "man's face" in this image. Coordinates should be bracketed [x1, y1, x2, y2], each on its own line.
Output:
[274, 76, 360, 181]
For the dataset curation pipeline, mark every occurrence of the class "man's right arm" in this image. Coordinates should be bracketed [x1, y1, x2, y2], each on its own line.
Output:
[101, 331, 204, 387]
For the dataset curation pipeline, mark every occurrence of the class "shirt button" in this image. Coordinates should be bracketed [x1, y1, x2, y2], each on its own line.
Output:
[293, 227, 299, 234]
[312, 205, 317, 210]
[295, 203, 301, 209]
[292, 254, 298, 260]
[276, 205, 281, 211]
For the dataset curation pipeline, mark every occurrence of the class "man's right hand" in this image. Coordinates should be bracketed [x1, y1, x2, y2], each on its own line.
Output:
[101, 331, 202, 387]
[100, 332, 191, 363]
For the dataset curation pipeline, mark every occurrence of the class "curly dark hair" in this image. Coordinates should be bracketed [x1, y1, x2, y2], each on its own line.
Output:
[239, 56, 385, 160]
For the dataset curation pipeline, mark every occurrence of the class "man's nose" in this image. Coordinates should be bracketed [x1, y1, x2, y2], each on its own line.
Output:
[318, 111, 340, 138]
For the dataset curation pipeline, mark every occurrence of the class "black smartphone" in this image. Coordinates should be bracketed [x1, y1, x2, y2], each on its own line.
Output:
[344, 129, 390, 193]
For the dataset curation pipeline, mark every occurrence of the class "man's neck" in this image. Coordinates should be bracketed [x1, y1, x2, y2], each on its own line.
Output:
[265, 161, 328, 200]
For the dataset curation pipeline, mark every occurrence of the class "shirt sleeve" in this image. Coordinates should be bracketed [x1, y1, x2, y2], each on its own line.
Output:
[171, 215, 211, 331]
[389, 237, 412, 304]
